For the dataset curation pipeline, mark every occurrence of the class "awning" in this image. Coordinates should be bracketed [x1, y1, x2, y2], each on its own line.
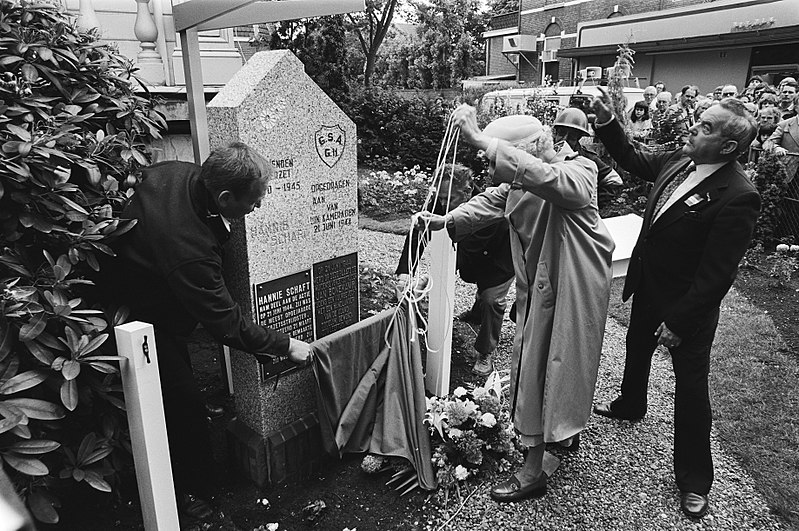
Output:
[173, 0, 364, 32]
[558, 26, 799, 58]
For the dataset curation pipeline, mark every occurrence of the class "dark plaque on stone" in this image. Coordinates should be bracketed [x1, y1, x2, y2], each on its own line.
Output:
[313, 253, 359, 338]
[255, 270, 313, 379]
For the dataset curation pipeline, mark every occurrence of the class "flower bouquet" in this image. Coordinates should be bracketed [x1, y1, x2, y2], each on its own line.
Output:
[423, 376, 522, 503]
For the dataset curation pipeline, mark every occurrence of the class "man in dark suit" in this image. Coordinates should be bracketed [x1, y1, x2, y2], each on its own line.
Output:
[101, 143, 311, 520]
[589, 93, 760, 518]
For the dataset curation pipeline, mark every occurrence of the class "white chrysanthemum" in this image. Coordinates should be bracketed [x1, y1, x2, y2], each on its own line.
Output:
[479, 412, 497, 428]
[453, 387, 467, 398]
[454, 465, 469, 481]
[471, 386, 489, 400]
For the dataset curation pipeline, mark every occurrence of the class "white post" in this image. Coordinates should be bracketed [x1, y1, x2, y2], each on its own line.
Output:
[115, 322, 179, 531]
[425, 231, 457, 396]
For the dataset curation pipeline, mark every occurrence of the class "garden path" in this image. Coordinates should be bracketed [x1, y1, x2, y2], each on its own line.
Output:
[357, 228, 785, 531]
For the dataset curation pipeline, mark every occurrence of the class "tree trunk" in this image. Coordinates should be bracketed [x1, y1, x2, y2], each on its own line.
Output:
[363, 51, 376, 87]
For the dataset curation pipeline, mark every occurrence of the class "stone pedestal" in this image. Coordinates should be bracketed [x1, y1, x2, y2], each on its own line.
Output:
[207, 50, 359, 485]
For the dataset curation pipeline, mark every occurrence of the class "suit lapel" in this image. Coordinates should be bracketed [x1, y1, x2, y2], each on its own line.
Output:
[649, 163, 732, 232]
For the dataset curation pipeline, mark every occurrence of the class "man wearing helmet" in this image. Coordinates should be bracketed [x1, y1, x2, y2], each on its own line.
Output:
[552, 107, 623, 189]
[417, 107, 615, 503]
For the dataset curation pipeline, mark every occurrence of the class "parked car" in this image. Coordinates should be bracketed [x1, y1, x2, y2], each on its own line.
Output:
[480, 85, 645, 116]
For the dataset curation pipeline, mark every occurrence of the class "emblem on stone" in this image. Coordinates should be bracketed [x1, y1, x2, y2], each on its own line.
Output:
[315, 125, 346, 168]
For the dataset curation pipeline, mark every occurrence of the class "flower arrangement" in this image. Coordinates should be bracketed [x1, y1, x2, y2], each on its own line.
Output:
[424, 379, 522, 502]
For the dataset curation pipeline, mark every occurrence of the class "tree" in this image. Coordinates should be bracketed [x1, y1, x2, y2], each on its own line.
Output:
[486, 0, 519, 14]
[402, 0, 486, 89]
[0, 2, 164, 523]
[347, 0, 399, 87]
[269, 16, 352, 97]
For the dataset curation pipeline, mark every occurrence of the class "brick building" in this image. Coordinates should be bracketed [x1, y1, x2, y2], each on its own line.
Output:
[482, 0, 799, 92]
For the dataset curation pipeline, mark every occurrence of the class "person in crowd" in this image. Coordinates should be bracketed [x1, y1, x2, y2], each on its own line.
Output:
[99, 142, 312, 520]
[758, 106, 782, 127]
[627, 100, 653, 142]
[778, 76, 797, 91]
[590, 92, 760, 519]
[650, 91, 684, 151]
[670, 85, 699, 128]
[758, 92, 779, 111]
[655, 80, 666, 93]
[554, 107, 623, 188]
[743, 76, 763, 100]
[749, 122, 777, 164]
[643, 85, 658, 111]
[712, 86, 723, 101]
[765, 96, 799, 160]
[778, 81, 797, 119]
[720, 85, 738, 99]
[395, 163, 514, 377]
[416, 109, 614, 503]
[693, 97, 715, 124]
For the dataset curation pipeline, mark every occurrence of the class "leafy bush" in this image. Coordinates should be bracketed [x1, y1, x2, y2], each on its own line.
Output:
[750, 153, 791, 248]
[0, 2, 164, 523]
[339, 87, 483, 174]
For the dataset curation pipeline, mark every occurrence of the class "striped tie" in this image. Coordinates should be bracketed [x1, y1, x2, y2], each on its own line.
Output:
[652, 164, 695, 224]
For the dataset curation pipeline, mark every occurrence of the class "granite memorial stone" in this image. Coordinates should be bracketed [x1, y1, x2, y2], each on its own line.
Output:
[207, 50, 359, 485]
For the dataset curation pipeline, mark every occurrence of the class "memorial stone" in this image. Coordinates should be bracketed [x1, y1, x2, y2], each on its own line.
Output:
[207, 50, 359, 485]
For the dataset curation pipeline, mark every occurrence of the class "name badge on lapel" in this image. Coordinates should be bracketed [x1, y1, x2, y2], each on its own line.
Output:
[685, 192, 711, 207]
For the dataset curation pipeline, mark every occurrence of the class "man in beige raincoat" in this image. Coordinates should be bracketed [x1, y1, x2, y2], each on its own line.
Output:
[418, 107, 614, 502]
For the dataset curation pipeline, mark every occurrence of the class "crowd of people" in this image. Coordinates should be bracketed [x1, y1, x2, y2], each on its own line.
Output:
[626, 76, 799, 167]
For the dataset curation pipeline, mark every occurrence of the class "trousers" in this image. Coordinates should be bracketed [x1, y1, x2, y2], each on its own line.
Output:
[471, 278, 514, 355]
[154, 330, 216, 499]
[616, 290, 719, 495]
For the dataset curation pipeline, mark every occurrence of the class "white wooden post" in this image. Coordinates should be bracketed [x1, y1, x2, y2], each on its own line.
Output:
[425, 231, 457, 396]
[115, 322, 179, 531]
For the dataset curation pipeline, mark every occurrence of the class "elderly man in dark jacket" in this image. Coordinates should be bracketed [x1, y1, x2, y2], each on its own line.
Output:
[101, 143, 310, 519]
[590, 93, 760, 519]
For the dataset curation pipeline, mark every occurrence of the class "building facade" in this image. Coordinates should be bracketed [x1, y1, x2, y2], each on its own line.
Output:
[483, 0, 799, 92]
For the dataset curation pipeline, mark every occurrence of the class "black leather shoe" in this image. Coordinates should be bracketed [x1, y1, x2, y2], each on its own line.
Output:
[680, 491, 709, 518]
[593, 401, 643, 421]
[178, 493, 214, 520]
[559, 433, 580, 452]
[490, 474, 546, 503]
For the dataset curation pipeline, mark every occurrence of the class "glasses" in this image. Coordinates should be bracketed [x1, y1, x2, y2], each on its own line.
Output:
[722, 92, 736, 97]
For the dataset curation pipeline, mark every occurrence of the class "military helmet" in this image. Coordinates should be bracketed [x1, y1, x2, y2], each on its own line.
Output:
[552, 107, 591, 136]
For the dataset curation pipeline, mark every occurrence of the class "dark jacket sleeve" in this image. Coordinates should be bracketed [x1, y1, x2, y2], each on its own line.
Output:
[664, 190, 761, 338]
[167, 258, 290, 356]
[596, 118, 678, 183]
[395, 201, 444, 275]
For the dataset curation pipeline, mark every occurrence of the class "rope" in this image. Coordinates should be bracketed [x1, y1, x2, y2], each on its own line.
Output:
[385, 111, 462, 353]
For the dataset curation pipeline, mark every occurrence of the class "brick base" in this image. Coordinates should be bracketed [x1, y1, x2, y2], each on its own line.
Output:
[226, 412, 325, 487]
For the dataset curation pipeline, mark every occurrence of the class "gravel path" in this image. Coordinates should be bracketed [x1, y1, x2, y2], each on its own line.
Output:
[358, 228, 785, 531]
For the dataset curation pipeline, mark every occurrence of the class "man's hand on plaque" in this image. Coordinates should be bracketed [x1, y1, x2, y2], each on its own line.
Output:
[287, 338, 312, 366]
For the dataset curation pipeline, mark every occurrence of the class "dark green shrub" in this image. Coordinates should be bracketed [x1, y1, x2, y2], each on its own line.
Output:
[751, 153, 790, 248]
[0, 2, 164, 523]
